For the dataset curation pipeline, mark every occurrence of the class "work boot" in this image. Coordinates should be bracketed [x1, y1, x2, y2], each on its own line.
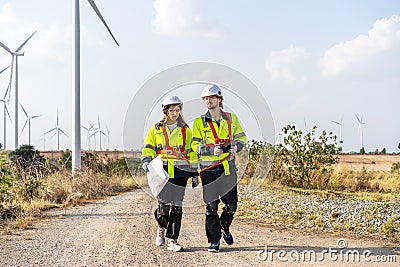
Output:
[222, 229, 234, 245]
[208, 240, 220, 252]
[155, 226, 166, 246]
[166, 238, 183, 252]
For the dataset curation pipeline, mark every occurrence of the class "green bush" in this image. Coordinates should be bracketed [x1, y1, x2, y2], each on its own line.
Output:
[273, 125, 342, 188]
[391, 162, 400, 174]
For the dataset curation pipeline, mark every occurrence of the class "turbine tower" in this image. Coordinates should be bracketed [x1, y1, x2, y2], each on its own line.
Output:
[20, 103, 41, 146]
[332, 115, 343, 143]
[106, 126, 110, 150]
[0, 31, 36, 149]
[0, 66, 11, 149]
[72, 0, 119, 173]
[355, 113, 366, 150]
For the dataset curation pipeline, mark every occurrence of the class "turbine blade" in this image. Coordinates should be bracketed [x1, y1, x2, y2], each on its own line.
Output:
[15, 30, 37, 53]
[0, 65, 9, 75]
[31, 115, 41, 119]
[8, 56, 14, 94]
[0, 42, 12, 54]
[355, 113, 361, 123]
[82, 125, 89, 131]
[87, 0, 119, 46]
[20, 119, 29, 136]
[4, 105, 12, 122]
[59, 128, 68, 137]
[20, 103, 28, 117]
[44, 127, 57, 135]
[3, 83, 11, 100]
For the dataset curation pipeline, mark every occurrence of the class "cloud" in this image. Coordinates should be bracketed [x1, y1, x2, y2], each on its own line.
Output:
[0, 3, 71, 65]
[151, 0, 224, 38]
[321, 15, 400, 76]
[265, 46, 309, 83]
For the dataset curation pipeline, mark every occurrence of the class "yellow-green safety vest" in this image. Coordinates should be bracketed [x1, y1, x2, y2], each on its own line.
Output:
[141, 121, 197, 178]
[191, 111, 246, 175]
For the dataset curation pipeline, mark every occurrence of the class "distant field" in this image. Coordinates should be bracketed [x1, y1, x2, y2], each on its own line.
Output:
[336, 154, 400, 172]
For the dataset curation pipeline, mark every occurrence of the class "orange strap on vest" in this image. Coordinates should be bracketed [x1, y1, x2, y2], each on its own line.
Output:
[206, 112, 232, 145]
[200, 112, 233, 176]
[157, 125, 187, 159]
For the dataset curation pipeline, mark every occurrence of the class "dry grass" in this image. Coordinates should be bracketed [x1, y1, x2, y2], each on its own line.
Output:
[1, 170, 139, 233]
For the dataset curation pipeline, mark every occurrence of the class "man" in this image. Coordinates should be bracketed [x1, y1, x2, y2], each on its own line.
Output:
[191, 84, 246, 252]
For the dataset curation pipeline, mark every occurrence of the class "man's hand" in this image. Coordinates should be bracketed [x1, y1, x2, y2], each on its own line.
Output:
[214, 146, 223, 156]
[142, 162, 149, 172]
[229, 145, 237, 154]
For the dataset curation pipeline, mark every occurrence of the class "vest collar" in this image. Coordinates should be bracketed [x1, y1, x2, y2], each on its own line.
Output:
[204, 110, 228, 122]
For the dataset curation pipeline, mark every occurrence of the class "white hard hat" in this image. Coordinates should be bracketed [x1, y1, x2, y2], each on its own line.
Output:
[201, 84, 223, 99]
[161, 95, 183, 109]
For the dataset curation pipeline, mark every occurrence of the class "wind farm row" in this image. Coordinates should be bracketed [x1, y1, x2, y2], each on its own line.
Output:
[276, 114, 368, 153]
[0, 0, 118, 172]
[0, 31, 111, 152]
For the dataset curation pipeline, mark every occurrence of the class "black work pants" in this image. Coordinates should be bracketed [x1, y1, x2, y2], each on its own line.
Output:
[154, 177, 188, 239]
[201, 161, 238, 243]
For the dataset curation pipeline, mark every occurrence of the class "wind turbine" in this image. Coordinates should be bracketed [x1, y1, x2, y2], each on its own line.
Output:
[92, 116, 106, 151]
[105, 126, 110, 150]
[332, 115, 343, 143]
[0, 31, 37, 149]
[82, 122, 95, 150]
[20, 103, 41, 146]
[72, 0, 119, 172]
[355, 113, 366, 150]
[44, 111, 68, 151]
[0, 66, 11, 149]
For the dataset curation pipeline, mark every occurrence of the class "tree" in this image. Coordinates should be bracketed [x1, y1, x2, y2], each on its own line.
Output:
[273, 125, 342, 187]
[360, 147, 365, 155]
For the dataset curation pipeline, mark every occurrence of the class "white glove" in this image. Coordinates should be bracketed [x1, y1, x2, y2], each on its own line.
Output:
[229, 145, 237, 154]
[142, 162, 149, 172]
[214, 146, 223, 156]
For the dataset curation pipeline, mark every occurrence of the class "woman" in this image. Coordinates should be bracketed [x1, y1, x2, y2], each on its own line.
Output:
[141, 95, 197, 252]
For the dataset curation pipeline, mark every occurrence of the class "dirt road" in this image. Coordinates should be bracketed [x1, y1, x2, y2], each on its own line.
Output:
[1, 189, 398, 266]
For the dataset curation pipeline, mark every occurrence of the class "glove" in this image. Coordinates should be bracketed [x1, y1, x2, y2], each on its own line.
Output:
[142, 162, 149, 172]
[191, 176, 199, 188]
[214, 146, 223, 156]
[197, 145, 213, 155]
[229, 145, 237, 154]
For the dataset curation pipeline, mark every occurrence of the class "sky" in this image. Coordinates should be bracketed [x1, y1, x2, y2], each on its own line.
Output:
[0, 0, 399, 152]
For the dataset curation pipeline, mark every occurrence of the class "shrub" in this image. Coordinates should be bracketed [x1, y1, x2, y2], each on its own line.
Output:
[391, 162, 400, 174]
[8, 145, 49, 201]
[272, 125, 342, 188]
